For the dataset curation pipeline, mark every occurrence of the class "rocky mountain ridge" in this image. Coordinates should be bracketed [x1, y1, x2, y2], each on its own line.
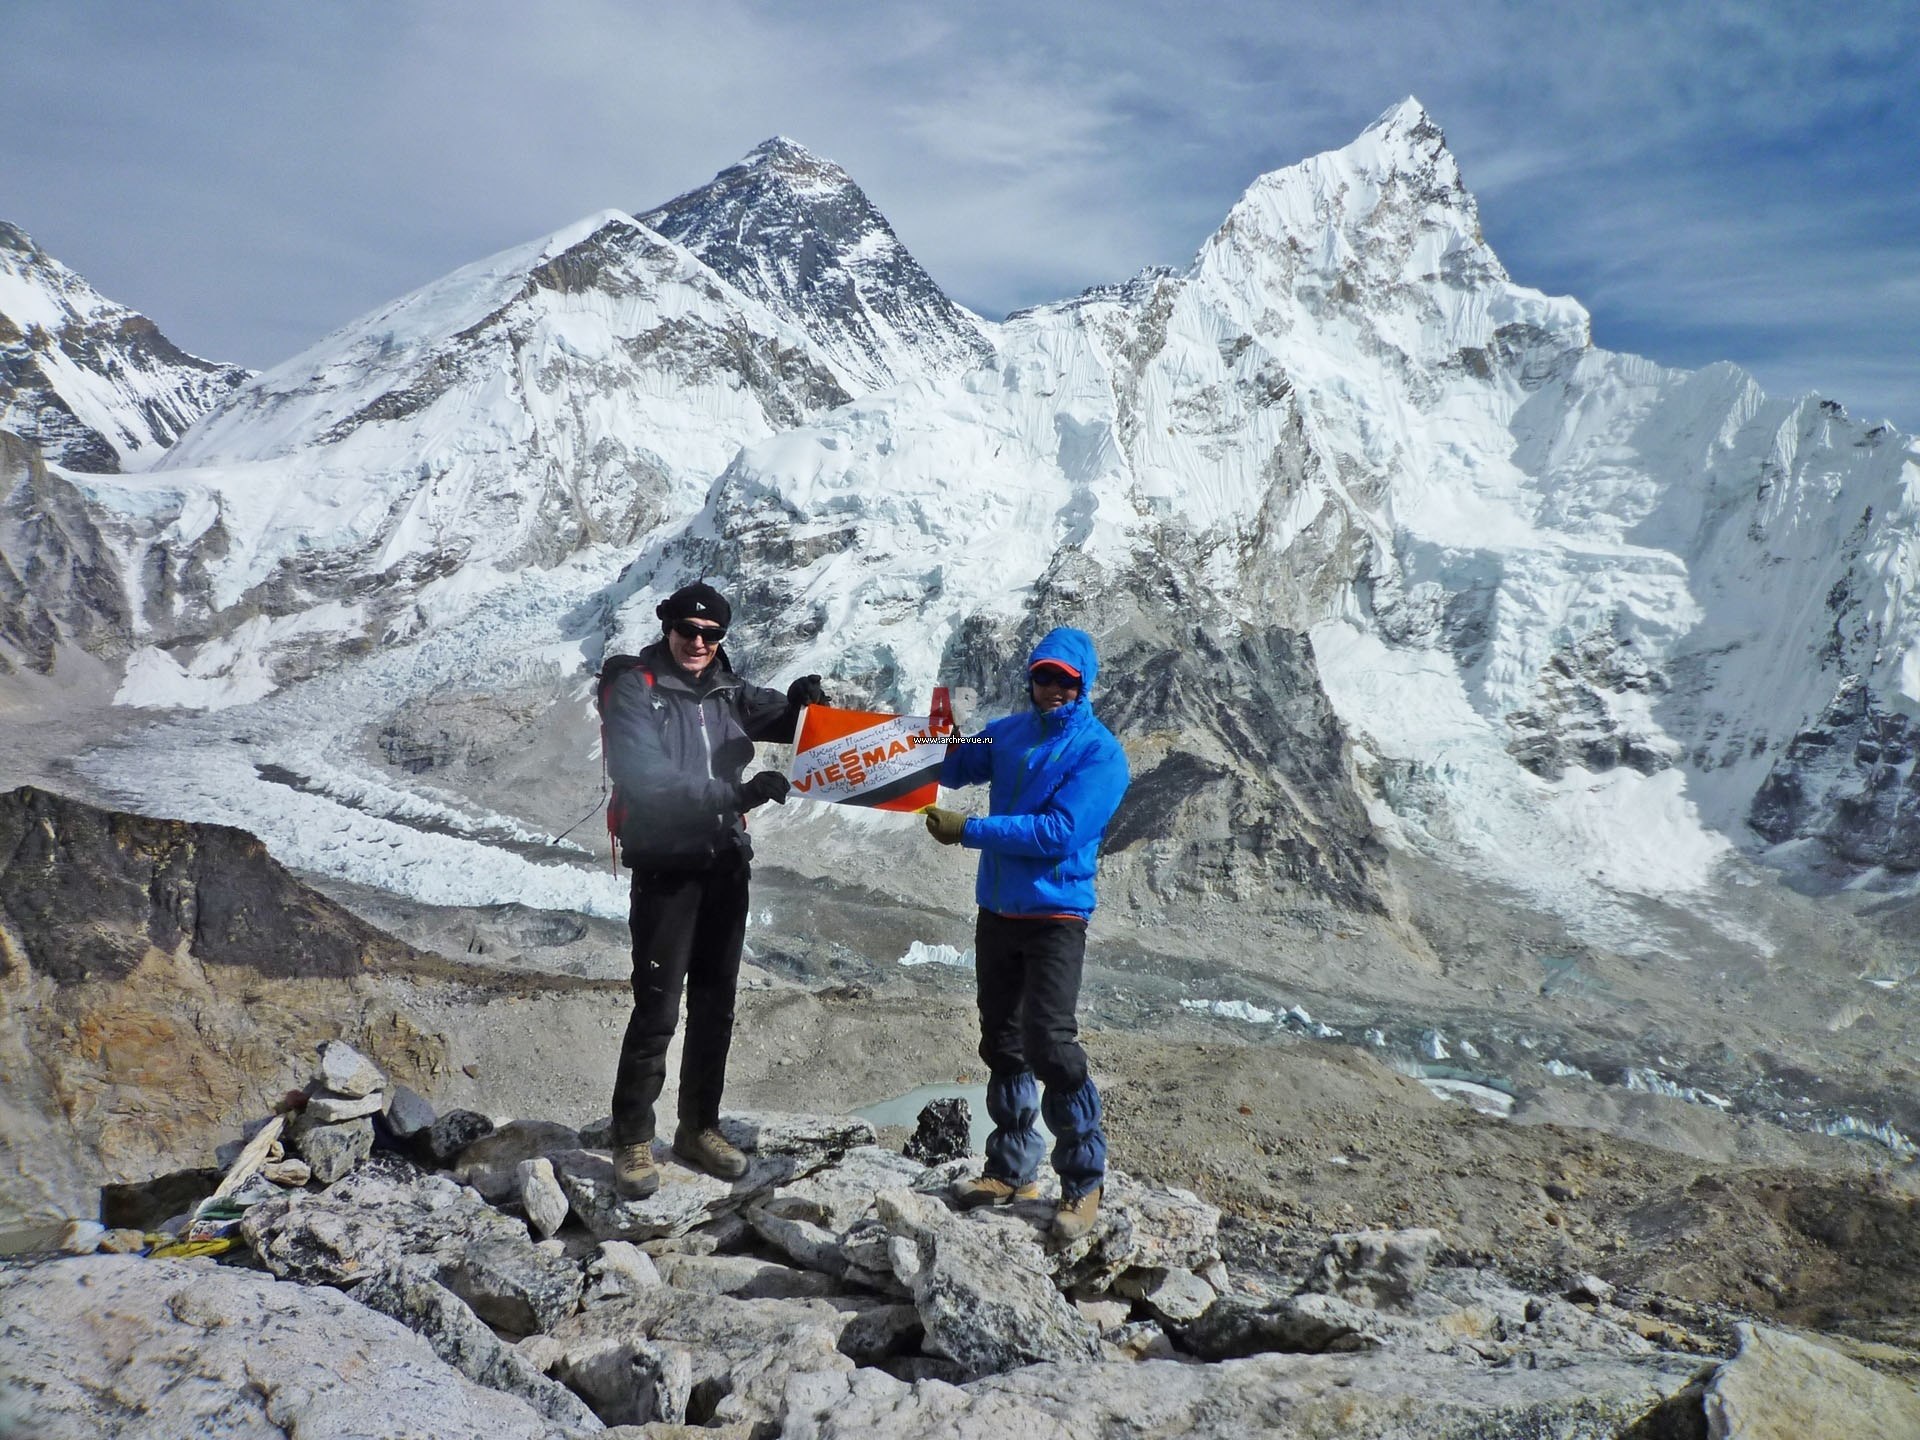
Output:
[0, 221, 249, 472]
[1, 100, 1917, 997]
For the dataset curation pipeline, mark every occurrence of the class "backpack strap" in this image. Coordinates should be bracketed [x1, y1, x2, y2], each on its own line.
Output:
[595, 656, 655, 873]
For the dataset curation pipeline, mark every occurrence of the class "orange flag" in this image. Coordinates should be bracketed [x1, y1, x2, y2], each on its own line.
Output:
[788, 704, 945, 812]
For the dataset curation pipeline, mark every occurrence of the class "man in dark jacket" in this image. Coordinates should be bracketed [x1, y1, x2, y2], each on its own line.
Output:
[598, 581, 825, 1197]
[921, 626, 1130, 1242]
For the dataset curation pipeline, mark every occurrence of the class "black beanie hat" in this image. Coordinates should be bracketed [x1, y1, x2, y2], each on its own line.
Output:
[657, 582, 732, 629]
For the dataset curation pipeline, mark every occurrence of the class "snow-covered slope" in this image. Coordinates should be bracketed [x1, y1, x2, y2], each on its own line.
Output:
[18, 102, 1920, 954]
[641, 138, 995, 393]
[0, 222, 249, 472]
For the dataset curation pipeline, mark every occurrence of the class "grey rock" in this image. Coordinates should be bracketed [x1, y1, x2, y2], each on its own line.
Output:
[517, 1333, 567, 1373]
[556, 1336, 694, 1427]
[1049, 1170, 1224, 1297]
[748, 1143, 929, 1272]
[519, 1157, 571, 1239]
[262, 1158, 312, 1187]
[584, 1240, 662, 1307]
[550, 1285, 852, 1433]
[421, 1108, 497, 1165]
[655, 1250, 844, 1300]
[354, 1260, 603, 1431]
[439, 1235, 585, 1335]
[387, 1082, 437, 1138]
[577, 1114, 615, 1149]
[875, 1187, 1101, 1378]
[315, 1039, 386, 1099]
[1112, 1264, 1215, 1324]
[780, 1345, 1707, 1440]
[0, 1255, 586, 1439]
[456, 1120, 583, 1202]
[242, 1155, 531, 1285]
[1705, 1322, 1920, 1439]
[1567, 1272, 1616, 1306]
[303, 1089, 387, 1124]
[1075, 1297, 1133, 1331]
[1300, 1226, 1440, 1310]
[293, 1115, 375, 1184]
[554, 1111, 867, 1242]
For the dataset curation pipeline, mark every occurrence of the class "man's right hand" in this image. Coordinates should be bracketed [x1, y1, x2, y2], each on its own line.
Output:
[738, 772, 791, 810]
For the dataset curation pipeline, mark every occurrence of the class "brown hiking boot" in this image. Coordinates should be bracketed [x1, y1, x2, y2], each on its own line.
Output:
[672, 1123, 749, 1181]
[612, 1141, 659, 1200]
[951, 1174, 1042, 1210]
[1051, 1185, 1102, 1243]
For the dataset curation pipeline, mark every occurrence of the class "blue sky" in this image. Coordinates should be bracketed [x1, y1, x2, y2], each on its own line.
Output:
[7, 0, 1916, 428]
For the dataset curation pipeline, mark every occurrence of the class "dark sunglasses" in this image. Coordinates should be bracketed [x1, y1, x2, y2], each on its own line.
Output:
[1029, 665, 1081, 689]
[670, 619, 726, 644]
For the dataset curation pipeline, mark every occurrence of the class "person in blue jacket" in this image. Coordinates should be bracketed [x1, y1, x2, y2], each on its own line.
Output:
[921, 626, 1130, 1242]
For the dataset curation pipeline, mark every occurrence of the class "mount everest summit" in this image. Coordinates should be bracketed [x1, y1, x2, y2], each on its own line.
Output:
[3, 98, 1919, 973]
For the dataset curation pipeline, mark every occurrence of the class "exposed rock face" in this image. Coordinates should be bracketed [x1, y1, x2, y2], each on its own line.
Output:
[640, 137, 994, 393]
[0, 431, 132, 675]
[0, 785, 450, 1224]
[0, 1255, 581, 1439]
[1704, 1322, 1920, 1439]
[0, 220, 250, 473]
[1749, 674, 1920, 868]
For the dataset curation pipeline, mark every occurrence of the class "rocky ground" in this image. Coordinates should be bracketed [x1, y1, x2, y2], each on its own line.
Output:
[10, 1037, 1920, 1439]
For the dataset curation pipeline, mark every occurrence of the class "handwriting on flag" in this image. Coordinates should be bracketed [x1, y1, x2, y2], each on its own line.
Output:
[789, 704, 946, 812]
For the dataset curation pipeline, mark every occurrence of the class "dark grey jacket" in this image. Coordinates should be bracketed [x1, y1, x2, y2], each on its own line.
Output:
[598, 640, 800, 871]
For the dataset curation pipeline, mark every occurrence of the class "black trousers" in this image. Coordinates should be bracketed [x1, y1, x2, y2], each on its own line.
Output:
[610, 860, 749, 1145]
[974, 909, 1089, 1091]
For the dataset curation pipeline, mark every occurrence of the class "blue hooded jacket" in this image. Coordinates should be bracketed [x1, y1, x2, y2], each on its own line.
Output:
[938, 627, 1130, 921]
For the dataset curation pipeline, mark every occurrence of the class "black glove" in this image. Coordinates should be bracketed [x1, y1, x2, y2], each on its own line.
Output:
[738, 771, 791, 810]
[786, 674, 829, 708]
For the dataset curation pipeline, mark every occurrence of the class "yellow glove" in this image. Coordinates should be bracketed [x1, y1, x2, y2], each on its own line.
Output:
[922, 805, 968, 846]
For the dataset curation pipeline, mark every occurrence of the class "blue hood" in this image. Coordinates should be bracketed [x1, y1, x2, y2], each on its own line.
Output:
[1028, 627, 1099, 697]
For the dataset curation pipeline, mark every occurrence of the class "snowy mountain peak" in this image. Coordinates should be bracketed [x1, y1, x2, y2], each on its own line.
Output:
[0, 222, 249, 473]
[641, 140, 993, 391]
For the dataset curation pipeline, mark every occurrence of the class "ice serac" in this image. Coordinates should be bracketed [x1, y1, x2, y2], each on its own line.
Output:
[642, 137, 995, 393]
[0, 221, 250, 473]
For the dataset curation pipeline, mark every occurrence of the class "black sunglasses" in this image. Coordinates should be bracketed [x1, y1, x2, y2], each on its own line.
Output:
[1029, 666, 1081, 688]
[670, 619, 726, 644]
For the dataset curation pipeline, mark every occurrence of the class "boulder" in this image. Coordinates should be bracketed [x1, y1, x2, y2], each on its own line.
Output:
[903, 1097, 971, 1164]
[386, 1082, 437, 1139]
[584, 1240, 662, 1307]
[748, 1145, 929, 1273]
[549, 1285, 852, 1432]
[1300, 1227, 1441, 1310]
[241, 1155, 530, 1285]
[1704, 1322, 1920, 1439]
[519, 1157, 570, 1239]
[779, 1345, 1708, 1440]
[1110, 1264, 1215, 1324]
[293, 1116, 374, 1184]
[420, 1109, 497, 1164]
[455, 1120, 583, 1202]
[874, 1187, 1101, 1378]
[303, 1089, 387, 1124]
[353, 1260, 602, 1431]
[0, 1255, 586, 1439]
[438, 1235, 585, 1335]
[655, 1251, 844, 1300]
[554, 1111, 871, 1242]
[314, 1039, 386, 1099]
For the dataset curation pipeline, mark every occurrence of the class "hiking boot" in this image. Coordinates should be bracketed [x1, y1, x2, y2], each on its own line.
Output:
[951, 1173, 1042, 1210]
[1051, 1185, 1102, 1243]
[612, 1142, 659, 1200]
[672, 1123, 749, 1181]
